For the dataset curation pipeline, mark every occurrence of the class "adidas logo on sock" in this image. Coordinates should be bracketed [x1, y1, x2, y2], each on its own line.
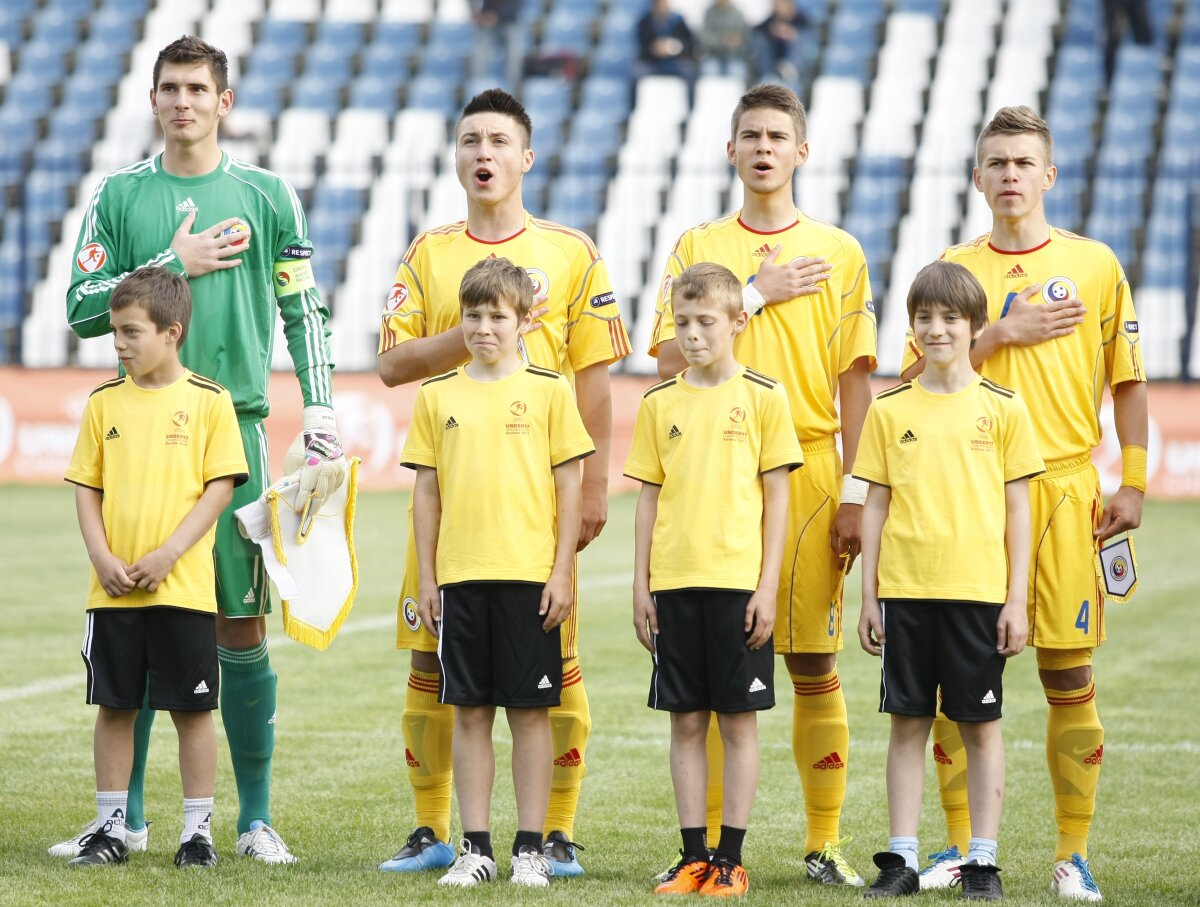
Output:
[243, 589, 256, 604]
[445, 416, 459, 430]
[105, 426, 121, 441]
[900, 429, 918, 444]
[933, 743, 953, 765]
[748, 677, 767, 693]
[554, 747, 583, 767]
[1004, 263, 1026, 279]
[812, 751, 845, 770]
[751, 242, 771, 258]
[668, 424, 682, 440]
[194, 680, 210, 695]
[1084, 745, 1104, 765]
[981, 689, 997, 704]
[405, 748, 421, 768]
[200, 812, 211, 832]
[537, 675, 552, 690]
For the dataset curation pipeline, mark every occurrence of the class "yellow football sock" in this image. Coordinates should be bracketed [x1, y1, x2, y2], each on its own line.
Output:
[932, 710, 972, 854]
[705, 717, 723, 846]
[545, 659, 591, 839]
[1046, 681, 1103, 861]
[791, 670, 849, 853]
[402, 668, 453, 844]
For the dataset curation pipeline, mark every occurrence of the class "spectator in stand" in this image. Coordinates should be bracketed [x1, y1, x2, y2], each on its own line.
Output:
[754, 0, 810, 91]
[470, 0, 526, 89]
[1102, 0, 1154, 83]
[699, 0, 752, 82]
[635, 0, 698, 89]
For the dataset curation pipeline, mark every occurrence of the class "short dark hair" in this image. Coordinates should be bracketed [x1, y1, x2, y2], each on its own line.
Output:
[731, 83, 807, 143]
[111, 267, 193, 347]
[459, 257, 533, 318]
[906, 260, 988, 334]
[672, 262, 743, 319]
[458, 88, 533, 147]
[154, 35, 229, 94]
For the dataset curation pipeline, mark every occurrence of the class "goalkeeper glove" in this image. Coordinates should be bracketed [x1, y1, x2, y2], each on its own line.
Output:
[285, 406, 348, 513]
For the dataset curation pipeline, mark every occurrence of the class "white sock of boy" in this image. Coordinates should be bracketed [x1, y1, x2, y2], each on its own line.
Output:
[182, 797, 214, 843]
[889, 835, 920, 871]
[96, 790, 128, 843]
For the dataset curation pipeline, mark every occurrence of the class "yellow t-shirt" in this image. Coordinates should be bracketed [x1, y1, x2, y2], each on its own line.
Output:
[378, 212, 631, 378]
[648, 211, 877, 441]
[401, 363, 595, 586]
[900, 229, 1145, 463]
[624, 367, 804, 593]
[65, 371, 249, 613]
[854, 375, 1044, 603]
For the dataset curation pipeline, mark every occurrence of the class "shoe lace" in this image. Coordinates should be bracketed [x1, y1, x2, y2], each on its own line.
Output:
[177, 836, 211, 864]
[709, 856, 736, 888]
[816, 836, 858, 880]
[921, 844, 962, 870]
[248, 825, 288, 855]
[77, 829, 120, 858]
[519, 849, 553, 878]
[405, 826, 435, 849]
[544, 831, 585, 860]
[1071, 854, 1100, 894]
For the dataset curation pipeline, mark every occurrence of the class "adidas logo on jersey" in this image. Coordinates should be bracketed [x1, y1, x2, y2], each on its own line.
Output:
[405, 748, 421, 768]
[537, 675, 552, 690]
[900, 429, 918, 444]
[105, 426, 121, 440]
[1084, 745, 1104, 765]
[933, 743, 953, 765]
[1004, 263, 1027, 279]
[176, 197, 197, 213]
[748, 677, 767, 693]
[751, 242, 772, 258]
[243, 589, 256, 604]
[554, 747, 583, 767]
[981, 689, 997, 705]
[445, 416, 459, 430]
[668, 424, 682, 440]
[194, 680, 210, 695]
[813, 751, 845, 770]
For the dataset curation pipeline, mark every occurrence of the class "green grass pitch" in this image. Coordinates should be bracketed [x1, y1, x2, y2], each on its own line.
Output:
[2, 486, 1196, 905]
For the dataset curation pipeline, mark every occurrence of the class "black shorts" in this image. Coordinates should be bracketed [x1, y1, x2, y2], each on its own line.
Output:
[649, 589, 776, 714]
[82, 608, 219, 711]
[438, 582, 562, 708]
[879, 600, 1005, 722]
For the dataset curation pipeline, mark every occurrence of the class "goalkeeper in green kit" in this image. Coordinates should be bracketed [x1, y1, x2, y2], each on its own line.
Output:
[56, 35, 344, 864]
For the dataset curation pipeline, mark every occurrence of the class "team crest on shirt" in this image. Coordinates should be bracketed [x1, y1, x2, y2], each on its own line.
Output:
[1042, 276, 1078, 305]
[386, 282, 409, 311]
[971, 416, 995, 453]
[166, 418, 190, 447]
[976, 416, 992, 433]
[723, 407, 749, 442]
[77, 243, 107, 273]
[524, 268, 550, 299]
[402, 597, 421, 631]
[507, 400, 530, 435]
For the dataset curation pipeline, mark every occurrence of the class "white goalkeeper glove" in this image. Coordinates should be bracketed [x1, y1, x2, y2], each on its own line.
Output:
[284, 406, 348, 514]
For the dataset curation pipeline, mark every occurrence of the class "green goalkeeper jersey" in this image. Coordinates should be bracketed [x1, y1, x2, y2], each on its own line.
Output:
[67, 152, 334, 419]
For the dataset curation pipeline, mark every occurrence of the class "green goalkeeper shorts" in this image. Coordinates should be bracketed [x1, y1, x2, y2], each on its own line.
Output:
[214, 418, 272, 618]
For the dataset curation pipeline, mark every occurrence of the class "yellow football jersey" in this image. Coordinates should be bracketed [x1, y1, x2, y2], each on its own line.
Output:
[900, 229, 1144, 463]
[648, 211, 877, 442]
[378, 213, 631, 378]
[854, 376, 1044, 603]
[624, 367, 803, 593]
[65, 371, 249, 613]
[401, 363, 595, 586]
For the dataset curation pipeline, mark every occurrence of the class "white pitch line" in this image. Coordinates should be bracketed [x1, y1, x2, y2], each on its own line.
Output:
[0, 675, 78, 703]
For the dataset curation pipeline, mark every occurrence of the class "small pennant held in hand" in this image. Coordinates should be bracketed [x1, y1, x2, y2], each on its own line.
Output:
[1097, 535, 1137, 603]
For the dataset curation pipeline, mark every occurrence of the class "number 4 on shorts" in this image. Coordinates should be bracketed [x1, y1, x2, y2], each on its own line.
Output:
[1075, 600, 1090, 634]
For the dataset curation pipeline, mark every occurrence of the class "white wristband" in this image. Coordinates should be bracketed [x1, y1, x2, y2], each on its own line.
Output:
[302, 405, 337, 434]
[840, 474, 868, 506]
[742, 282, 765, 315]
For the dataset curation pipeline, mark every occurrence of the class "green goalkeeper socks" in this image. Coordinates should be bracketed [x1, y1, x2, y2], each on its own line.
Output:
[218, 641, 276, 835]
[126, 684, 155, 831]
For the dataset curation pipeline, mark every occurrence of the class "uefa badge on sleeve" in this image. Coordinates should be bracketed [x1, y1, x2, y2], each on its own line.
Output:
[1096, 535, 1138, 603]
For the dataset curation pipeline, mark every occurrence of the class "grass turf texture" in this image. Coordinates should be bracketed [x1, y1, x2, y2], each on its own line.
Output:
[2, 485, 1196, 905]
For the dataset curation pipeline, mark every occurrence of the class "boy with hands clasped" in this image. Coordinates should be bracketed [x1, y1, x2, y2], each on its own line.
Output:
[627, 263, 802, 897]
[856, 262, 1044, 900]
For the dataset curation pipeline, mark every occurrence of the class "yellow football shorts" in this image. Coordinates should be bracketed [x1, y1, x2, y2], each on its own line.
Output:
[775, 440, 845, 654]
[1028, 455, 1105, 650]
[394, 495, 581, 658]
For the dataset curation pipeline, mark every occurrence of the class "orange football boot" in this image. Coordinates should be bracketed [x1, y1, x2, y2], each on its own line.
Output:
[699, 855, 749, 897]
[654, 854, 712, 894]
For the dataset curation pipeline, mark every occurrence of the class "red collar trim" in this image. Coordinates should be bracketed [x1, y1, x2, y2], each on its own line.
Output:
[987, 236, 1051, 255]
[466, 226, 527, 245]
[737, 216, 799, 236]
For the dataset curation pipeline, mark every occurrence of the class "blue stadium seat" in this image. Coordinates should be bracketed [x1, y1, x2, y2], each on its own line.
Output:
[361, 43, 411, 82]
[47, 0, 94, 15]
[372, 21, 422, 56]
[418, 45, 468, 81]
[427, 21, 474, 55]
[523, 77, 571, 122]
[235, 74, 288, 118]
[348, 75, 401, 115]
[305, 43, 356, 83]
[894, 0, 943, 19]
[590, 41, 635, 79]
[541, 11, 592, 55]
[88, 9, 136, 46]
[244, 45, 300, 83]
[406, 75, 460, 120]
[3, 74, 53, 114]
[1044, 179, 1083, 231]
[47, 109, 101, 149]
[317, 21, 365, 51]
[821, 41, 872, 83]
[20, 39, 69, 81]
[1062, 0, 1101, 46]
[0, 10, 29, 48]
[75, 40, 127, 85]
[258, 19, 309, 51]
[291, 75, 345, 116]
[32, 9, 83, 43]
[1180, 3, 1200, 45]
[580, 75, 630, 115]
